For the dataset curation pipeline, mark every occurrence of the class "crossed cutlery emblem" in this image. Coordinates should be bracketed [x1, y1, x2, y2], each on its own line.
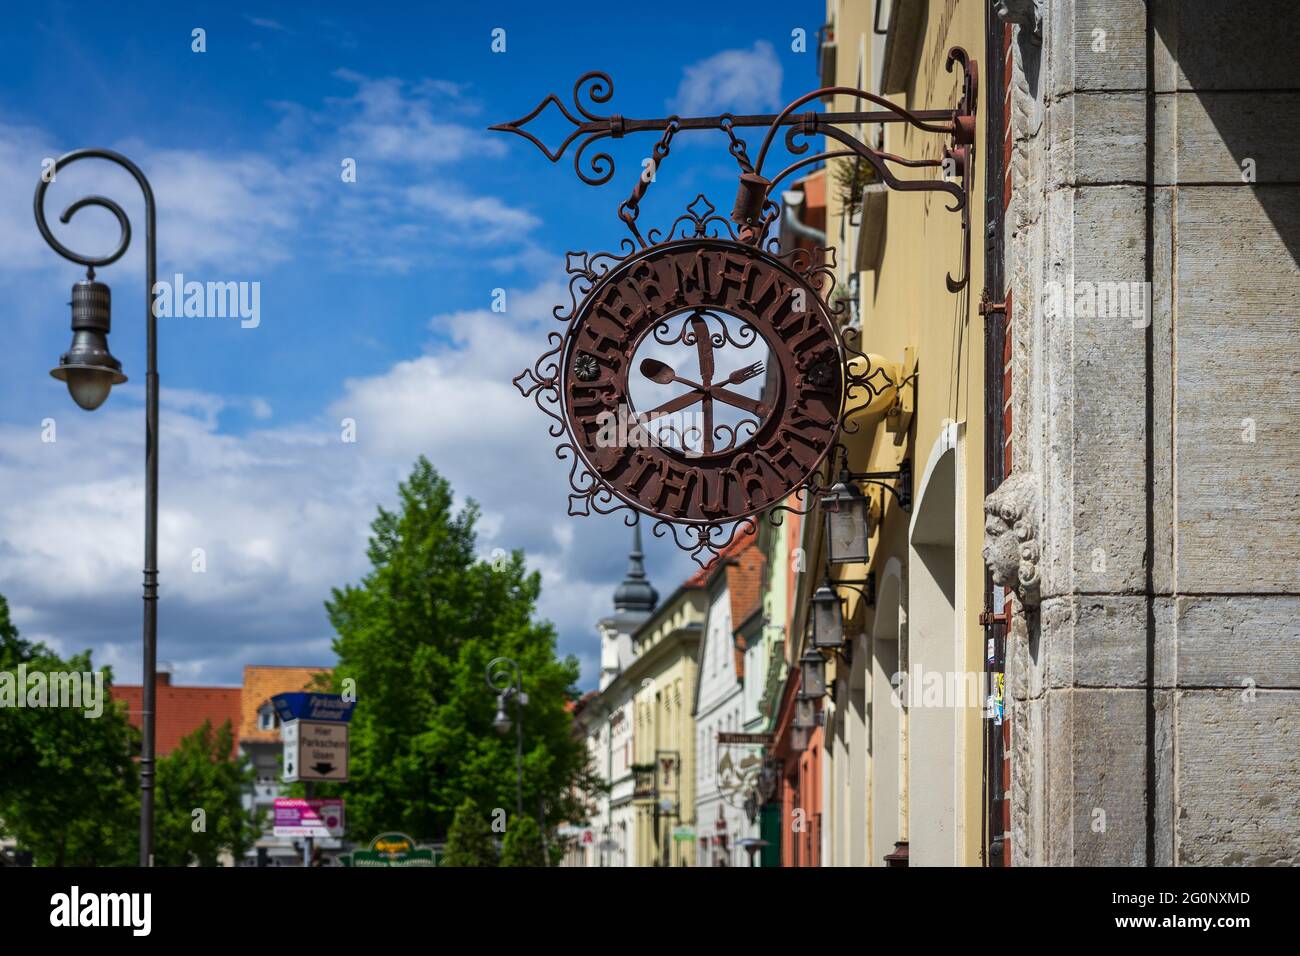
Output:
[638, 312, 768, 455]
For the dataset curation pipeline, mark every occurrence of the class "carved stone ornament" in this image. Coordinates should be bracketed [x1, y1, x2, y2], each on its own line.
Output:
[993, 0, 1043, 45]
[982, 471, 1041, 608]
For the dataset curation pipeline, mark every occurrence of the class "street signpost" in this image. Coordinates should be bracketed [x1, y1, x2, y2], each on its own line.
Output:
[271, 692, 356, 725]
[273, 692, 354, 865]
[285, 721, 349, 782]
[274, 693, 353, 784]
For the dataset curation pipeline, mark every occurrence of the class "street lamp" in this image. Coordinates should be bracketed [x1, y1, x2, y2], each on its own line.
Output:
[35, 149, 159, 867]
[811, 574, 875, 651]
[793, 695, 817, 730]
[486, 656, 528, 818]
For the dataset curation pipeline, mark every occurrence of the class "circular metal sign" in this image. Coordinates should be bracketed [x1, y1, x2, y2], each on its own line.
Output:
[562, 238, 843, 525]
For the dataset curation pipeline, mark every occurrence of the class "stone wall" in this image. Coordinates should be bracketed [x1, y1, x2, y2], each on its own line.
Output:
[996, 0, 1299, 865]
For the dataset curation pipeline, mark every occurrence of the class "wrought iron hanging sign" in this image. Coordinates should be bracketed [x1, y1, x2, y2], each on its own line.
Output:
[497, 53, 976, 564]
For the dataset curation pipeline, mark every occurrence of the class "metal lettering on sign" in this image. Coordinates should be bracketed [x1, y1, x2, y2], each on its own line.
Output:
[563, 238, 842, 520]
[515, 195, 875, 565]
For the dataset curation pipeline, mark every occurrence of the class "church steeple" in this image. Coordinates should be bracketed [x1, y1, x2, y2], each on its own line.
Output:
[613, 518, 658, 615]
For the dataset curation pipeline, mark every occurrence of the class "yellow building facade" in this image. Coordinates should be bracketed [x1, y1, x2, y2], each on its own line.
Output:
[815, 0, 992, 866]
[625, 581, 705, 867]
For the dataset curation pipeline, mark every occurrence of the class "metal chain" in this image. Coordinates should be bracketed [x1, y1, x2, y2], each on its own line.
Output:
[719, 114, 755, 174]
[618, 116, 681, 239]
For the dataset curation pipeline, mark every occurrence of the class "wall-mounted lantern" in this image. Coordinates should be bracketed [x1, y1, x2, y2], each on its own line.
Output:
[799, 647, 827, 699]
[810, 573, 877, 651]
[821, 460, 913, 569]
[810, 582, 845, 649]
[793, 695, 817, 730]
[821, 478, 871, 565]
[757, 756, 782, 802]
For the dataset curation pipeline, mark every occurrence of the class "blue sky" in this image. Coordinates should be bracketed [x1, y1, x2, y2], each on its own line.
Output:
[0, 2, 821, 688]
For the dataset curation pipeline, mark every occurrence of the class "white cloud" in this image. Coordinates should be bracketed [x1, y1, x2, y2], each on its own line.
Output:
[331, 69, 502, 166]
[0, 123, 311, 279]
[0, 277, 695, 688]
[670, 41, 784, 116]
[405, 185, 540, 243]
[245, 16, 290, 33]
[0, 71, 687, 692]
[0, 71, 533, 285]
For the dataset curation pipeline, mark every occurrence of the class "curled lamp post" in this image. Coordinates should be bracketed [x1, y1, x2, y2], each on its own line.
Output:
[34, 149, 158, 867]
[486, 656, 528, 819]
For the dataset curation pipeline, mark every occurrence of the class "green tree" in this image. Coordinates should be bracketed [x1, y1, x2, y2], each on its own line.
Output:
[441, 797, 498, 867]
[499, 814, 545, 867]
[317, 457, 599, 846]
[0, 595, 138, 866]
[153, 720, 259, 866]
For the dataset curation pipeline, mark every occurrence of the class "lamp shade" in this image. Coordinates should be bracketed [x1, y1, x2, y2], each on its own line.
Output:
[799, 647, 826, 699]
[50, 280, 126, 410]
[790, 726, 810, 751]
[493, 699, 512, 734]
[822, 479, 870, 565]
[810, 583, 844, 649]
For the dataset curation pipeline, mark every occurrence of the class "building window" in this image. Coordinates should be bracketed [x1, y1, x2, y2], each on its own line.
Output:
[257, 705, 277, 732]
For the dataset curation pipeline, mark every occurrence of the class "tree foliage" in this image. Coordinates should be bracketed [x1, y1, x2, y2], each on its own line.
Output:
[499, 814, 545, 867]
[441, 797, 498, 867]
[153, 720, 259, 866]
[317, 457, 599, 847]
[0, 595, 138, 866]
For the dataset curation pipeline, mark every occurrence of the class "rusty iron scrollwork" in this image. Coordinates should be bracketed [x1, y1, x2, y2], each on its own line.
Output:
[499, 52, 977, 564]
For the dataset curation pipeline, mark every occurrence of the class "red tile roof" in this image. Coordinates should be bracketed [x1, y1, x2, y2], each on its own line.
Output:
[112, 675, 242, 757]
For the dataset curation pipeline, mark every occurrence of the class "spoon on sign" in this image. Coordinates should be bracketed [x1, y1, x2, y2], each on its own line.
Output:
[639, 357, 698, 389]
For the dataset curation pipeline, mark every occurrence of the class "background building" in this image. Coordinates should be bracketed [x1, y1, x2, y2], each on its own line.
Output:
[692, 528, 764, 866]
[114, 662, 335, 865]
[238, 664, 334, 864]
[763, 0, 994, 867]
[574, 525, 707, 866]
